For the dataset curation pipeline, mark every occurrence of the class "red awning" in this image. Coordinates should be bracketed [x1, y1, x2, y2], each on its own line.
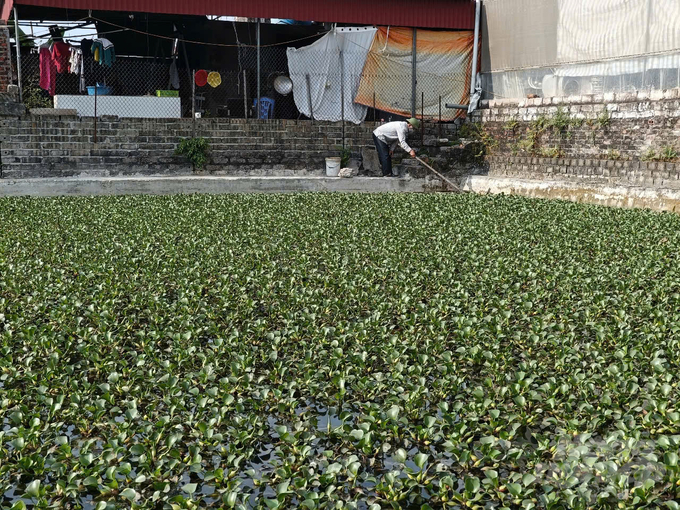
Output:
[2, 0, 475, 29]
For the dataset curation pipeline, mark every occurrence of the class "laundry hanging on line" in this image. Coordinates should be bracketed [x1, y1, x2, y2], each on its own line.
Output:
[39, 46, 56, 97]
[92, 38, 116, 67]
[69, 48, 85, 93]
[38, 40, 73, 97]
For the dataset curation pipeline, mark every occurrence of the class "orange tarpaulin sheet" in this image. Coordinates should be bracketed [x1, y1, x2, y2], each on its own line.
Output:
[354, 27, 474, 121]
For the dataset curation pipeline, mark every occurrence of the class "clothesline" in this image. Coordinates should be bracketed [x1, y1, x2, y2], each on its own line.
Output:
[24, 28, 128, 46]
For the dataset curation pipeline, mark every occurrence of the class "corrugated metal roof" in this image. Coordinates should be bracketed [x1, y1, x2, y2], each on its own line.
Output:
[3, 0, 475, 29]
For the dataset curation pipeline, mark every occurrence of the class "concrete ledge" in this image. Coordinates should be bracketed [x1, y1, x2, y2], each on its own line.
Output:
[464, 175, 680, 212]
[0, 175, 438, 197]
[0, 101, 26, 117]
[29, 108, 78, 117]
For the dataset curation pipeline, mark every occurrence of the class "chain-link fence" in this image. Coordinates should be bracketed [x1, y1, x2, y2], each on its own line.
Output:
[14, 23, 472, 128]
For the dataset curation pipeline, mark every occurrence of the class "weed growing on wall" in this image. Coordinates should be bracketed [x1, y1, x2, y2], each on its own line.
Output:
[175, 137, 210, 170]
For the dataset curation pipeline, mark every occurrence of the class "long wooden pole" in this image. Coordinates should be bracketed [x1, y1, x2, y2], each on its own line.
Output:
[415, 156, 462, 193]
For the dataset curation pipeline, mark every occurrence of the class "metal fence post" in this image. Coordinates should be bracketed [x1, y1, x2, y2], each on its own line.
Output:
[257, 19, 261, 120]
[191, 69, 196, 136]
[411, 28, 417, 118]
[306, 74, 313, 124]
[94, 82, 98, 143]
[439, 95, 442, 139]
[13, 7, 22, 102]
[470, 0, 481, 95]
[373, 91, 376, 122]
[340, 50, 345, 150]
[243, 70, 248, 122]
[421, 91, 424, 147]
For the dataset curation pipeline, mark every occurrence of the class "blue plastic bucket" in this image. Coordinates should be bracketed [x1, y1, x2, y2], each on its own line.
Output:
[87, 85, 111, 96]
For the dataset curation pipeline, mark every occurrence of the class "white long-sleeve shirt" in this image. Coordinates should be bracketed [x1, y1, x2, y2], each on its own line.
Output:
[373, 121, 412, 153]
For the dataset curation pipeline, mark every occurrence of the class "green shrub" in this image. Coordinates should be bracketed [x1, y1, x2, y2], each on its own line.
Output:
[175, 137, 210, 169]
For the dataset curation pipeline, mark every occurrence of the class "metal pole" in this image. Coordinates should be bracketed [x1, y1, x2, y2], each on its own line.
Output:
[180, 37, 192, 97]
[191, 69, 196, 136]
[439, 95, 442, 139]
[13, 7, 22, 102]
[340, 50, 345, 149]
[243, 70, 248, 121]
[257, 19, 261, 120]
[373, 91, 376, 122]
[94, 82, 98, 143]
[470, 0, 482, 95]
[305, 74, 314, 123]
[411, 28, 417, 117]
[421, 91, 424, 147]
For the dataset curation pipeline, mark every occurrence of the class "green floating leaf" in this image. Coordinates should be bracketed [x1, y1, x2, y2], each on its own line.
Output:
[224, 492, 238, 507]
[327, 463, 342, 475]
[121, 488, 137, 501]
[465, 476, 480, 494]
[277, 480, 291, 495]
[24, 479, 41, 498]
[350, 429, 364, 441]
[508, 483, 522, 496]
[182, 483, 198, 494]
[522, 473, 536, 486]
[265, 499, 281, 509]
[83, 476, 98, 487]
[414, 453, 429, 469]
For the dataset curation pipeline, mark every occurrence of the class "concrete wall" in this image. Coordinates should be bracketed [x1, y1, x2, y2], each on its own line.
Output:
[0, 114, 466, 179]
[470, 89, 680, 190]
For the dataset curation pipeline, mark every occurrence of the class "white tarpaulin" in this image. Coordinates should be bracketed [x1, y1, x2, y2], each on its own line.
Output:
[482, 0, 680, 74]
[287, 27, 377, 125]
[556, 0, 680, 76]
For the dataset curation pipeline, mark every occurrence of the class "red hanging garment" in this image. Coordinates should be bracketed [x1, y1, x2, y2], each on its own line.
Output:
[52, 42, 71, 74]
[39, 47, 56, 97]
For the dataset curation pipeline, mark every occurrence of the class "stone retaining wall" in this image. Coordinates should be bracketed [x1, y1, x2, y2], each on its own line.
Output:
[0, 25, 12, 94]
[471, 89, 680, 189]
[0, 114, 466, 179]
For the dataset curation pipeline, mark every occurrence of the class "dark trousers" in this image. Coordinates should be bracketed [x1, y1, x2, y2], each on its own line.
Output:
[373, 134, 392, 176]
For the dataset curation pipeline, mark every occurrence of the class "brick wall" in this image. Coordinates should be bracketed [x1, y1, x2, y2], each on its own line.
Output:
[471, 89, 680, 189]
[0, 114, 465, 179]
[0, 25, 12, 93]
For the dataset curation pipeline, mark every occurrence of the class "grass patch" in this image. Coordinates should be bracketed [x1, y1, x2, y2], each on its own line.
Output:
[1, 194, 680, 508]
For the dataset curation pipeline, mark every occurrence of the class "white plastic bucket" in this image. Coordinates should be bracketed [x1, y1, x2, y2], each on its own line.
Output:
[325, 157, 341, 177]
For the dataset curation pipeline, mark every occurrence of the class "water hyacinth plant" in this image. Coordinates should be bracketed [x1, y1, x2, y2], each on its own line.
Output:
[1, 193, 680, 509]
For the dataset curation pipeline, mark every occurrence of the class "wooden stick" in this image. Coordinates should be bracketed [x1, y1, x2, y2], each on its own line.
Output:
[415, 156, 463, 193]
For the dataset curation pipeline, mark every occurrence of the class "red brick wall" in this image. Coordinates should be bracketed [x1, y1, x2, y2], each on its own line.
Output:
[0, 24, 12, 93]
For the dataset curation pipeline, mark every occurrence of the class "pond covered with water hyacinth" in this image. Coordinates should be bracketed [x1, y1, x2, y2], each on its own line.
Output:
[1, 193, 680, 509]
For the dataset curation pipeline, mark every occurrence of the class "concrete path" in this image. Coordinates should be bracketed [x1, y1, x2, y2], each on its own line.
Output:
[3, 174, 677, 213]
[0, 175, 441, 197]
